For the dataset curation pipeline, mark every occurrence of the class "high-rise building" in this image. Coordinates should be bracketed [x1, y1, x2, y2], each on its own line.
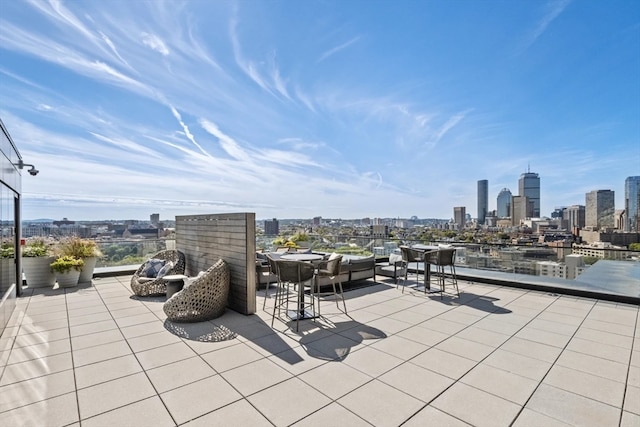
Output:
[264, 218, 279, 236]
[150, 213, 159, 227]
[453, 207, 466, 230]
[497, 188, 512, 218]
[564, 205, 585, 232]
[511, 195, 529, 226]
[518, 170, 540, 218]
[585, 190, 615, 229]
[477, 179, 488, 226]
[625, 176, 640, 232]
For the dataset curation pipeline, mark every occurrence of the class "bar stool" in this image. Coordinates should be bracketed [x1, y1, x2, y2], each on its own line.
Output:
[400, 246, 423, 293]
[271, 259, 316, 331]
[430, 248, 459, 299]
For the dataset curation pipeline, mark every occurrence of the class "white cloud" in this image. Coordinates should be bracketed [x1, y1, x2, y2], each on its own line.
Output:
[141, 32, 170, 56]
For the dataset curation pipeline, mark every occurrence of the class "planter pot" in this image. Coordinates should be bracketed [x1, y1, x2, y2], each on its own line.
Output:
[22, 256, 56, 288]
[78, 257, 97, 283]
[55, 270, 81, 288]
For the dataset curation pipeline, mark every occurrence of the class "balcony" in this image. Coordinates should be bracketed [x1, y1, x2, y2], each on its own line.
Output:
[1, 272, 638, 426]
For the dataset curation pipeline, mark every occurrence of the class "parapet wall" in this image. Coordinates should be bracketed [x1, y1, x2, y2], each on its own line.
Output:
[175, 213, 256, 315]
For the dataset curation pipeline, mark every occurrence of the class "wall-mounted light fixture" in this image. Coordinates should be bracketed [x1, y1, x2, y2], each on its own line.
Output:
[14, 159, 39, 176]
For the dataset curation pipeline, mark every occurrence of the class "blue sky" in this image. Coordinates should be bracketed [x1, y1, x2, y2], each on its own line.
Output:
[1, 0, 638, 221]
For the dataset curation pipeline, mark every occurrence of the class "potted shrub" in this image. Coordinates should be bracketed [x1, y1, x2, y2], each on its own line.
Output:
[50, 255, 84, 288]
[59, 237, 102, 283]
[22, 239, 56, 288]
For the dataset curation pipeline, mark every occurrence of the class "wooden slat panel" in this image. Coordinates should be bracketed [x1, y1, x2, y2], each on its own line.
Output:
[175, 212, 256, 315]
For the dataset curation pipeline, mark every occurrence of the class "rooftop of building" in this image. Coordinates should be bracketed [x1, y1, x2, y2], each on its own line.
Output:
[1, 274, 638, 426]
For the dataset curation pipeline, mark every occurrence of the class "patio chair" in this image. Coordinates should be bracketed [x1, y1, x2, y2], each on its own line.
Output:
[400, 246, 423, 293]
[315, 253, 347, 316]
[426, 248, 459, 299]
[130, 249, 186, 297]
[163, 259, 230, 322]
[261, 253, 281, 310]
[272, 259, 316, 332]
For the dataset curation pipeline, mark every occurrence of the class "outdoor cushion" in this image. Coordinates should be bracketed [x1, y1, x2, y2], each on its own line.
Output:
[156, 261, 174, 278]
[142, 258, 166, 278]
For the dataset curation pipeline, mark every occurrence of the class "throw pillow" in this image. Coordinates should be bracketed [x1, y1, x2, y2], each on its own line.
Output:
[156, 261, 174, 278]
[142, 258, 166, 278]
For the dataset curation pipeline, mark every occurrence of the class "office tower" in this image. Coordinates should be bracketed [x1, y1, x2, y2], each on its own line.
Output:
[150, 213, 159, 227]
[511, 195, 528, 226]
[564, 205, 585, 232]
[518, 170, 540, 218]
[264, 218, 279, 236]
[625, 176, 640, 232]
[585, 190, 615, 229]
[477, 179, 488, 225]
[497, 188, 512, 218]
[313, 216, 322, 226]
[453, 206, 466, 230]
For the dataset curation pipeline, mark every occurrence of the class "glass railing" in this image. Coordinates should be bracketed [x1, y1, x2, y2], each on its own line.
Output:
[258, 234, 640, 302]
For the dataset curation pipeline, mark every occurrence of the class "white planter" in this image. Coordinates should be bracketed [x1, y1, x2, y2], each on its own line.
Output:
[56, 270, 80, 288]
[22, 256, 56, 288]
[78, 257, 97, 283]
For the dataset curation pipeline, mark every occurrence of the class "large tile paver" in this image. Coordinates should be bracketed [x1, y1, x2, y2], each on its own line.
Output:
[403, 405, 473, 427]
[525, 383, 620, 426]
[0, 391, 79, 427]
[0, 352, 72, 385]
[543, 364, 626, 407]
[338, 378, 424, 427]
[74, 354, 143, 389]
[0, 370, 76, 412]
[1, 275, 638, 427]
[81, 396, 175, 427]
[292, 402, 371, 427]
[146, 355, 217, 393]
[77, 372, 156, 419]
[160, 375, 242, 425]
[249, 377, 332, 426]
[182, 399, 272, 427]
[431, 382, 521, 427]
[221, 357, 293, 396]
[298, 360, 372, 399]
[378, 361, 454, 403]
[459, 363, 538, 405]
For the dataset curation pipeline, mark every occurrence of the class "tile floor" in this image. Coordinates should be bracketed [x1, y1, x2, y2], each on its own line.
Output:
[0, 275, 639, 426]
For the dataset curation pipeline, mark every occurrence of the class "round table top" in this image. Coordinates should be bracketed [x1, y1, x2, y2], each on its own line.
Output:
[280, 253, 324, 262]
[163, 274, 188, 281]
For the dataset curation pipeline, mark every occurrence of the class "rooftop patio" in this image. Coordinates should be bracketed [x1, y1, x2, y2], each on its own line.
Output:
[1, 275, 638, 427]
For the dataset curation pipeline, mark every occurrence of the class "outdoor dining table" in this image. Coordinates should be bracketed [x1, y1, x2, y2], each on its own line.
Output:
[279, 253, 324, 319]
[411, 244, 441, 292]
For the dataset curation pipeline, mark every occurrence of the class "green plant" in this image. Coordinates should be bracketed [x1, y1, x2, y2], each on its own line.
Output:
[22, 239, 51, 257]
[50, 256, 84, 274]
[59, 237, 102, 258]
[1, 243, 14, 259]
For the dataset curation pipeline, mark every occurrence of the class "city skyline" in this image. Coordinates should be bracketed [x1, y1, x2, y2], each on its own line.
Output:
[1, 1, 638, 221]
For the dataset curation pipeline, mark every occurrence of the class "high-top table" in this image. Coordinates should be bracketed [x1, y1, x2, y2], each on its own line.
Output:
[279, 253, 323, 320]
[410, 244, 440, 292]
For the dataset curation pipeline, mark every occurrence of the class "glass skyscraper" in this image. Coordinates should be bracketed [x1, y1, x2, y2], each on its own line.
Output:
[518, 171, 540, 218]
[497, 188, 512, 218]
[625, 176, 640, 232]
[477, 179, 488, 225]
[586, 189, 615, 229]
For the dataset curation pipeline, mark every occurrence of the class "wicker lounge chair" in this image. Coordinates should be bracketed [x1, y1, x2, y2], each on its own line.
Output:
[163, 259, 230, 322]
[130, 249, 186, 297]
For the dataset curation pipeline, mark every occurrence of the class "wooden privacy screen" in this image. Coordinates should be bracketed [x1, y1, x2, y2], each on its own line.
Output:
[175, 213, 256, 315]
